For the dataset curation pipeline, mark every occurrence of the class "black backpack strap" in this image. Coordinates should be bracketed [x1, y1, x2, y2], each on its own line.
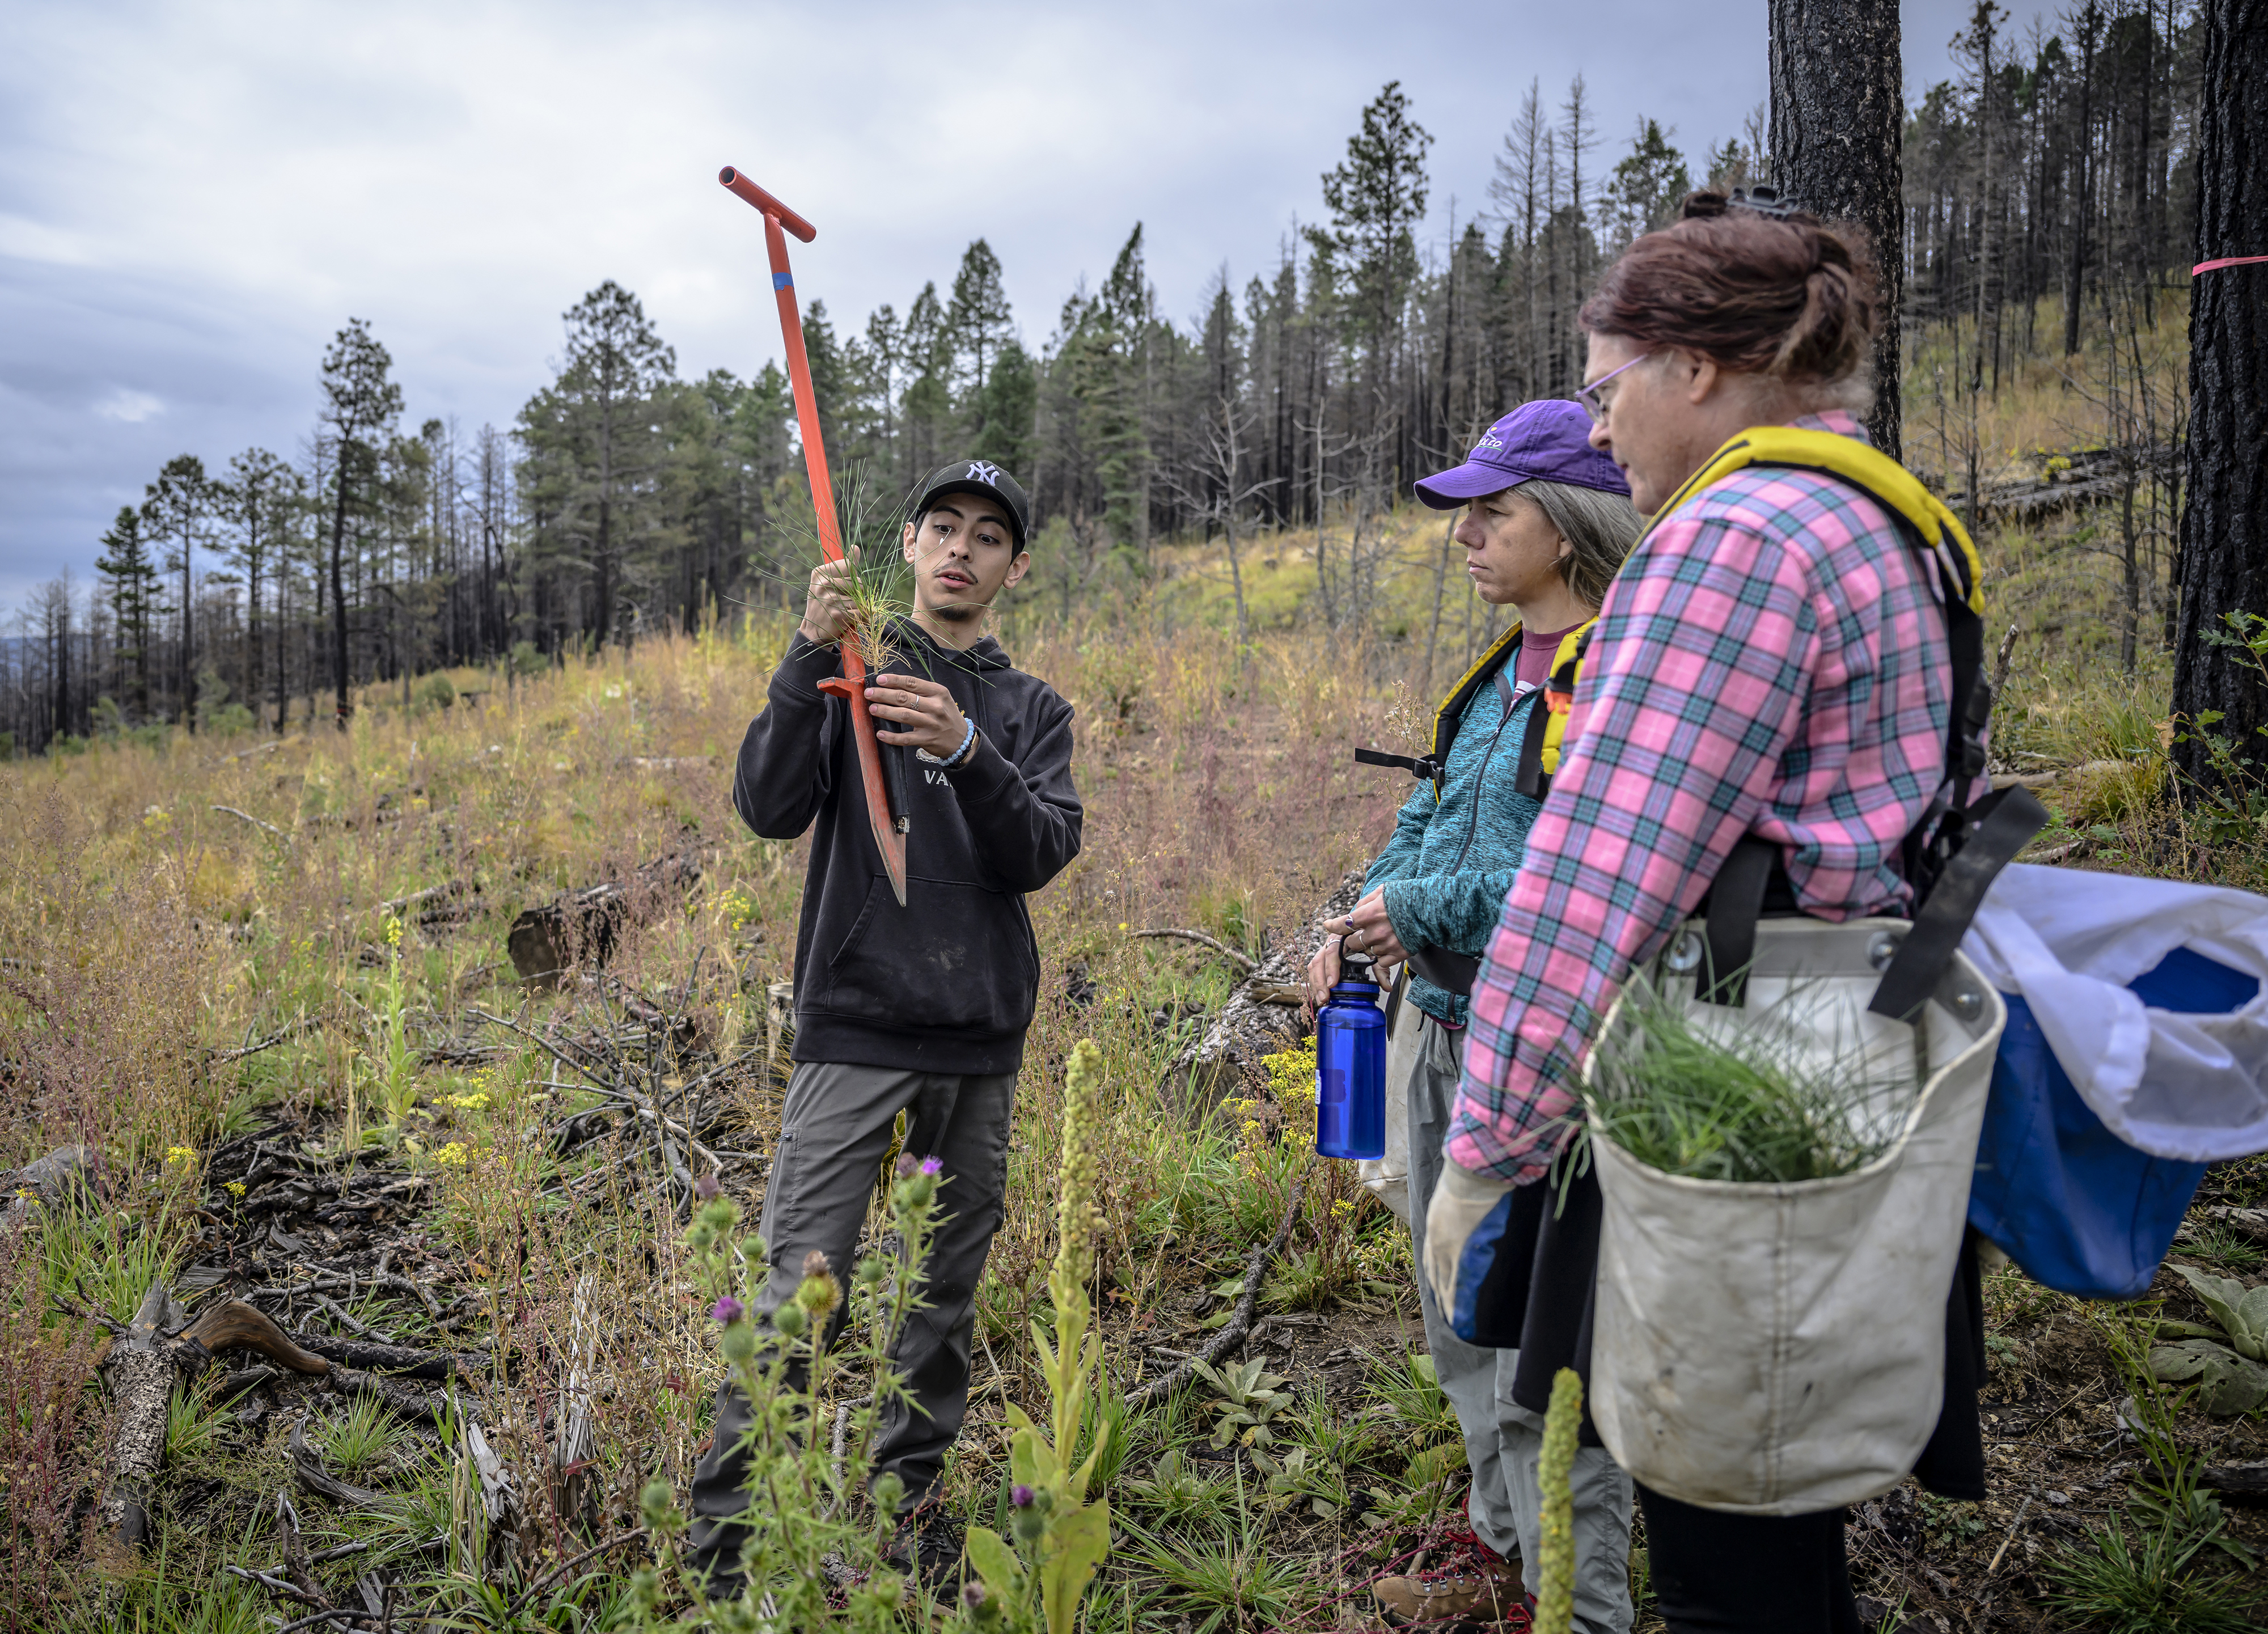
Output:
[1699, 835, 1779, 1006]
[1513, 683, 1554, 797]
[1868, 786, 2049, 1019]
[1353, 747, 1444, 781]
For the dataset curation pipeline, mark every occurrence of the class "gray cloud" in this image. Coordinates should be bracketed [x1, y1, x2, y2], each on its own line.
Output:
[0, 0, 1980, 606]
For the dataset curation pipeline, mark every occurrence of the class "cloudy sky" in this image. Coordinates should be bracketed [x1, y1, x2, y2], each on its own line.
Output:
[0, 0, 1990, 608]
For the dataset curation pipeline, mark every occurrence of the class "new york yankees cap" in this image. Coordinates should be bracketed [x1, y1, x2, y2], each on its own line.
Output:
[1412, 399, 1629, 507]
[911, 459, 1032, 549]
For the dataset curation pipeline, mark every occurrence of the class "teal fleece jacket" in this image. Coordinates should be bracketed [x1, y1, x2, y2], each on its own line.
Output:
[1361, 674, 1546, 1027]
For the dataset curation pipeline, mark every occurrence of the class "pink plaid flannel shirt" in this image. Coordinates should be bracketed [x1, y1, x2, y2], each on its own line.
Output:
[1447, 413, 1954, 1183]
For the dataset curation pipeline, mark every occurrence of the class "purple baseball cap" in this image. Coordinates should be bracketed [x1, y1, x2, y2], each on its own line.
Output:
[1412, 399, 1630, 508]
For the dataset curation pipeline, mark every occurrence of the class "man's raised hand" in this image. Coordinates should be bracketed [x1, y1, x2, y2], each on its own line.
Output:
[797, 547, 860, 646]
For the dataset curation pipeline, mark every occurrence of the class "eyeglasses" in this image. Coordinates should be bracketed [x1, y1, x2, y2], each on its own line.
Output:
[1576, 353, 1655, 425]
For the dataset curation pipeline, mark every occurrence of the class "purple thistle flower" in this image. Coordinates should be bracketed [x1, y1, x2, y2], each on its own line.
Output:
[919, 1155, 944, 1177]
[694, 1173, 720, 1202]
[710, 1296, 744, 1324]
[962, 1582, 988, 1610]
[1010, 1484, 1034, 1508]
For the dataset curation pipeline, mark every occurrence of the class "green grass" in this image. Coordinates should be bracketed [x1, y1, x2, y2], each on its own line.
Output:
[319, 1394, 400, 1475]
[1584, 976, 1913, 1184]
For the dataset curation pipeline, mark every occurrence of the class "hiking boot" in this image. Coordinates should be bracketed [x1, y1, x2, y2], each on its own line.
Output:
[884, 1505, 966, 1595]
[1372, 1538, 1527, 1627]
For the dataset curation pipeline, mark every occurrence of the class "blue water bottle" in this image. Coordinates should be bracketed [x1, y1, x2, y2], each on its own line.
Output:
[1315, 942, 1387, 1159]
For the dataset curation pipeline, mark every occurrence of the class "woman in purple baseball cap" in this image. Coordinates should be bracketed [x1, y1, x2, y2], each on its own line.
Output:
[1311, 396, 1642, 1632]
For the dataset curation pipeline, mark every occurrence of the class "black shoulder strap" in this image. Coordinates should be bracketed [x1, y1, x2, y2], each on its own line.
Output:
[1699, 835, 1778, 1006]
[1513, 684, 1553, 798]
[1353, 747, 1442, 781]
[1869, 785, 2049, 1019]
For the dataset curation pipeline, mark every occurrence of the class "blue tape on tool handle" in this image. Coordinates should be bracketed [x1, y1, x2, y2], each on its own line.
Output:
[773, 273, 793, 290]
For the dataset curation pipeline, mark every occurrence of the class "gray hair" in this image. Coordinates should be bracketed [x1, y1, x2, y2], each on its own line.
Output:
[1514, 481, 1645, 611]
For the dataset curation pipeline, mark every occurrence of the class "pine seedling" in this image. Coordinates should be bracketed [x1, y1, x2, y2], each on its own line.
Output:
[1531, 1368, 1583, 1634]
[774, 471, 917, 676]
[1583, 972, 1916, 1184]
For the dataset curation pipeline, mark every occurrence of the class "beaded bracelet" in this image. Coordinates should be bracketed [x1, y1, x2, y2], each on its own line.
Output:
[916, 718, 978, 768]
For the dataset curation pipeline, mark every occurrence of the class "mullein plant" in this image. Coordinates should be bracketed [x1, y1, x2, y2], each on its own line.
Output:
[632, 1157, 946, 1632]
[1529, 1369, 1584, 1634]
[963, 1039, 1112, 1634]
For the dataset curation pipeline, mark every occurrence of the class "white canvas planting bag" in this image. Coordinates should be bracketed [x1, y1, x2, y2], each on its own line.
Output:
[1585, 916, 2003, 1515]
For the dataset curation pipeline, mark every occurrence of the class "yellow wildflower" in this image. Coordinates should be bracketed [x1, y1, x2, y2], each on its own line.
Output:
[225, 1180, 247, 1199]
[434, 1142, 471, 1167]
[163, 1146, 197, 1173]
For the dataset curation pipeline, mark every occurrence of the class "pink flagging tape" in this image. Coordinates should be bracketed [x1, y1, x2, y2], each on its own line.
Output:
[2194, 255, 2268, 274]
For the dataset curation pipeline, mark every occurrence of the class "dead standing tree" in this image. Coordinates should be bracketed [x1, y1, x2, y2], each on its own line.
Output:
[2172, 0, 2268, 795]
[1769, 0, 1905, 461]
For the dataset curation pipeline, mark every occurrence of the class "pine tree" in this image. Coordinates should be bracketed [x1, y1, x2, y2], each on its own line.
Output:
[319, 319, 403, 724]
[94, 506, 161, 722]
[2171, 0, 2268, 796]
[1770, 0, 1906, 457]
[948, 239, 1014, 395]
[221, 448, 299, 739]
[141, 454, 212, 730]
[1607, 120, 1693, 251]
[557, 281, 676, 645]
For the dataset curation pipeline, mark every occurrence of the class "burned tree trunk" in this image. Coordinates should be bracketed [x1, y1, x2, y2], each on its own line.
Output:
[2172, 0, 2268, 795]
[1768, 0, 1903, 460]
[507, 849, 704, 985]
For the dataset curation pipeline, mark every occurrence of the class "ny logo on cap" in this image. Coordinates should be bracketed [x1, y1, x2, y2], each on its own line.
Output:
[967, 461, 1002, 484]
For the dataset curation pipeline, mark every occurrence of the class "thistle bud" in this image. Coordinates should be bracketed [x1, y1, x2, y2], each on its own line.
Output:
[1010, 1484, 1034, 1508]
[772, 1301, 807, 1338]
[694, 1172, 721, 1203]
[710, 1295, 744, 1324]
[894, 1152, 920, 1180]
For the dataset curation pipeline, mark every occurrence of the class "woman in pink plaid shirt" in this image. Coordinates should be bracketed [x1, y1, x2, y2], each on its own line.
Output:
[1423, 194, 1988, 1632]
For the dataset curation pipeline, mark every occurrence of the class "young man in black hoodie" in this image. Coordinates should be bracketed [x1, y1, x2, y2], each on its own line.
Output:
[688, 460, 1082, 1591]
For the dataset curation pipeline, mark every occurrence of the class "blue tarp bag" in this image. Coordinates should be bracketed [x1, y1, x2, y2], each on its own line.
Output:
[1968, 946, 2255, 1299]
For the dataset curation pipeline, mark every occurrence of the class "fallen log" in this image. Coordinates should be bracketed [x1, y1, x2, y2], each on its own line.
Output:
[181, 1299, 331, 1375]
[2201, 1461, 2268, 1506]
[183, 1299, 470, 1395]
[100, 1280, 187, 1546]
[506, 849, 704, 985]
[1169, 870, 1365, 1105]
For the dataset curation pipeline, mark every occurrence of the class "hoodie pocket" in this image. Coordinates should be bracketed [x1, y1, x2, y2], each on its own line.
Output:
[816, 878, 1039, 1035]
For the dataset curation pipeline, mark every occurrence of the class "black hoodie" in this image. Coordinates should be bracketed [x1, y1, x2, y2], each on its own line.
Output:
[734, 622, 1082, 1074]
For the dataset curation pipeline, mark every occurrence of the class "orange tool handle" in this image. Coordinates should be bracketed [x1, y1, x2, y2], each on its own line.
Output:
[717, 167, 816, 243]
[720, 164, 909, 905]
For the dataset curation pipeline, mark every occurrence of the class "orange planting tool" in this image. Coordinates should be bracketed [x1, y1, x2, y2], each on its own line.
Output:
[718, 166, 909, 907]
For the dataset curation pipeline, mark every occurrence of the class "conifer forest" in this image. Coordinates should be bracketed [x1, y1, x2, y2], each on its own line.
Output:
[0, 2, 2218, 751]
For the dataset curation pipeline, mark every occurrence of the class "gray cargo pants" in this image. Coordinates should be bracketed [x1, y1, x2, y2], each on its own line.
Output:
[688, 1060, 1015, 1583]
[1400, 1010, 1635, 1634]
